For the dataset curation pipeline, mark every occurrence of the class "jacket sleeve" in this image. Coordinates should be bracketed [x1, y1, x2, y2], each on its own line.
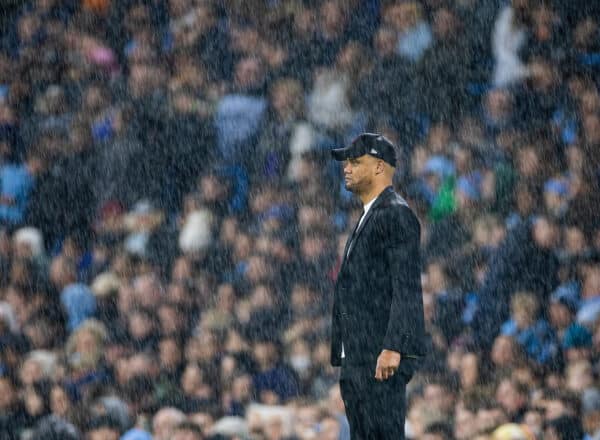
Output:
[380, 206, 426, 357]
[330, 291, 342, 367]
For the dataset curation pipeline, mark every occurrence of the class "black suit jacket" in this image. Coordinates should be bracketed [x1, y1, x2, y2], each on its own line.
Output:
[330, 186, 426, 378]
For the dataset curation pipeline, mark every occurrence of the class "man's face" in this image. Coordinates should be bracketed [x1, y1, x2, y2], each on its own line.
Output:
[342, 155, 379, 194]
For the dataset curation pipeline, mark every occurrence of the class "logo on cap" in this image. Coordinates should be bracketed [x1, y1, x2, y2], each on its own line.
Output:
[370, 148, 378, 154]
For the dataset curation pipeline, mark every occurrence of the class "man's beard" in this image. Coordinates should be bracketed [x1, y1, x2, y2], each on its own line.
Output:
[345, 178, 365, 194]
[344, 179, 357, 193]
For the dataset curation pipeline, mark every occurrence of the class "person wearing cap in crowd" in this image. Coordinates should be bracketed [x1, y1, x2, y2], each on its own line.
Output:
[330, 132, 426, 439]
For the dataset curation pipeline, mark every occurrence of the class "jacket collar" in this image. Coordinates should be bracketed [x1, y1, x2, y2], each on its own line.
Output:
[341, 185, 394, 263]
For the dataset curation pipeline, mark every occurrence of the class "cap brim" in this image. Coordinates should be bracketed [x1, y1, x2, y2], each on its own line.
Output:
[331, 147, 354, 161]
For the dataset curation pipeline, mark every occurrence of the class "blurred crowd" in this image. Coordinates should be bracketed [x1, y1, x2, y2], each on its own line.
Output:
[0, 0, 600, 439]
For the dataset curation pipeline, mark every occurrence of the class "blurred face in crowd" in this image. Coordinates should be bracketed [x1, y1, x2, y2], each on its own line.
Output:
[234, 57, 264, 91]
[0, 377, 17, 410]
[491, 335, 516, 367]
[584, 409, 600, 438]
[166, 283, 192, 308]
[515, 184, 536, 216]
[88, 427, 120, 440]
[128, 310, 155, 341]
[320, 417, 341, 440]
[249, 284, 274, 309]
[231, 374, 252, 403]
[133, 274, 163, 308]
[168, 0, 191, 18]
[454, 403, 478, 439]
[185, 332, 217, 363]
[297, 205, 327, 231]
[253, 341, 278, 370]
[171, 428, 202, 440]
[532, 217, 559, 249]
[128, 64, 166, 98]
[181, 363, 212, 398]
[17, 14, 41, 44]
[582, 265, 600, 299]
[20, 357, 44, 387]
[159, 303, 187, 336]
[127, 353, 159, 379]
[288, 339, 312, 376]
[383, 2, 422, 32]
[548, 301, 572, 329]
[583, 114, 600, 145]
[496, 379, 527, 415]
[153, 407, 186, 440]
[49, 255, 77, 289]
[293, 7, 316, 37]
[245, 256, 271, 284]
[427, 124, 452, 153]
[424, 383, 455, 415]
[579, 89, 600, 115]
[270, 79, 304, 121]
[433, 7, 459, 39]
[229, 25, 260, 56]
[563, 226, 587, 255]
[50, 385, 70, 418]
[425, 261, 447, 294]
[293, 405, 320, 437]
[312, 340, 331, 370]
[422, 433, 445, 440]
[159, 338, 182, 370]
[460, 353, 481, 389]
[23, 317, 57, 350]
[300, 233, 329, 261]
[374, 27, 397, 57]
[188, 412, 213, 437]
[544, 396, 572, 420]
[511, 299, 536, 330]
[216, 283, 236, 312]
[566, 360, 594, 392]
[523, 409, 544, 437]
[485, 89, 514, 122]
[477, 406, 507, 433]
[516, 146, 540, 177]
[320, 1, 347, 36]
[528, 60, 558, 92]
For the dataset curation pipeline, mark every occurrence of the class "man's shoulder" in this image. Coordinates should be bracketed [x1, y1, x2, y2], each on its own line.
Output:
[369, 192, 420, 241]
[377, 190, 418, 222]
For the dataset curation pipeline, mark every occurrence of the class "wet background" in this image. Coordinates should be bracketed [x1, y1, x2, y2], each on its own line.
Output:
[0, 0, 599, 439]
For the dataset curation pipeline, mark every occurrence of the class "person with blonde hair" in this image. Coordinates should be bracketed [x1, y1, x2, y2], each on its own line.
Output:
[64, 319, 109, 400]
[499, 291, 559, 365]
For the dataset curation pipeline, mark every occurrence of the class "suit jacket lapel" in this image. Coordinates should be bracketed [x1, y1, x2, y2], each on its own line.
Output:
[342, 213, 362, 261]
[340, 186, 394, 268]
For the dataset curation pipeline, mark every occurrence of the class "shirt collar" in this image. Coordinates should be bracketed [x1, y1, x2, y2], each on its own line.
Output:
[363, 195, 378, 214]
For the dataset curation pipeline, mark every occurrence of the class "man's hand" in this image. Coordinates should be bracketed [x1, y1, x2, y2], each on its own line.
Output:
[375, 349, 401, 381]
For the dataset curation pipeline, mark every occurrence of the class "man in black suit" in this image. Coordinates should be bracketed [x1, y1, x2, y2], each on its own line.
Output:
[330, 133, 426, 439]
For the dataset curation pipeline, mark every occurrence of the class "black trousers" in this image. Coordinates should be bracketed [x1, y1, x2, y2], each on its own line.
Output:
[339, 365, 409, 440]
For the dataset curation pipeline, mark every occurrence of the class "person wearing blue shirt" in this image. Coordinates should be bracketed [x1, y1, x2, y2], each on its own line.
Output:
[0, 146, 45, 226]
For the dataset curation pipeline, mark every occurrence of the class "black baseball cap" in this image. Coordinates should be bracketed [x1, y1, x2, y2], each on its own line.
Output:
[331, 133, 397, 167]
